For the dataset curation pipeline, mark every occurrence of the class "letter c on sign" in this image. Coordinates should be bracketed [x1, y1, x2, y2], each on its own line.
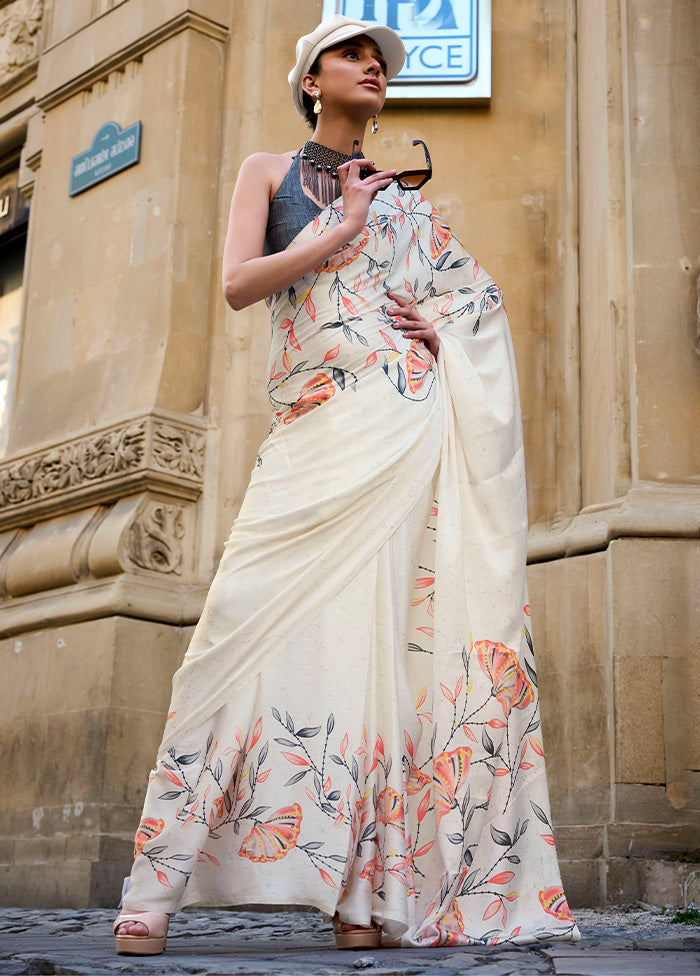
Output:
[419, 45, 442, 70]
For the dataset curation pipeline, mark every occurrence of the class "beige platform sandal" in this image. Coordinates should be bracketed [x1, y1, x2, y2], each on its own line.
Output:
[332, 914, 382, 950]
[113, 911, 169, 955]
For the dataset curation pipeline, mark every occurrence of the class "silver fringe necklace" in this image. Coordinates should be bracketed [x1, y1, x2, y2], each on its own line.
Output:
[300, 141, 364, 208]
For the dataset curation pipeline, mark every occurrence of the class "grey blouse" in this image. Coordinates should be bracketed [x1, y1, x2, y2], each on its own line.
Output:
[264, 154, 324, 255]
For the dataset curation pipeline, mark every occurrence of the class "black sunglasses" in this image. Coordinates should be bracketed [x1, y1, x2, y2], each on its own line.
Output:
[352, 138, 433, 191]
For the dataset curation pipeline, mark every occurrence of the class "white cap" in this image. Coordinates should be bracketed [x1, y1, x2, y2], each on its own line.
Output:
[288, 14, 406, 117]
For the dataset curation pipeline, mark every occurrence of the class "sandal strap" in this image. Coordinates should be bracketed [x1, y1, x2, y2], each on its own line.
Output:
[332, 915, 380, 933]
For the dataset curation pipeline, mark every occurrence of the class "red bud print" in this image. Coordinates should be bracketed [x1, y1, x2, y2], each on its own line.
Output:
[379, 329, 397, 351]
[417, 790, 431, 822]
[529, 737, 544, 757]
[488, 871, 515, 885]
[162, 767, 184, 788]
[414, 841, 434, 858]
[482, 899, 501, 921]
[288, 325, 301, 350]
[281, 752, 309, 767]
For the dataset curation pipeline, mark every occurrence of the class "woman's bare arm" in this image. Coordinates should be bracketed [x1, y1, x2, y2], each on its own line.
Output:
[222, 155, 395, 311]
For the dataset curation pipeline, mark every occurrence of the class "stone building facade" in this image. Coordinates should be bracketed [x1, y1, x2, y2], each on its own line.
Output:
[0, 0, 697, 908]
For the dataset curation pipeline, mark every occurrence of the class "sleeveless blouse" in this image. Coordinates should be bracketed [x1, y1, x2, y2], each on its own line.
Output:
[264, 153, 323, 255]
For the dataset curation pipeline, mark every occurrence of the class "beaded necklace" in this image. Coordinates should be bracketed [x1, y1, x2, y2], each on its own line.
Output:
[299, 140, 364, 208]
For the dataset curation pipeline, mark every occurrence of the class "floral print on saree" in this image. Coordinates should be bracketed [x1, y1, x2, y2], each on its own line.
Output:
[124, 183, 578, 947]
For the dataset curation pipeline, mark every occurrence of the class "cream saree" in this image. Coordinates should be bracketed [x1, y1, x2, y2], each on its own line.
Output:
[123, 188, 580, 946]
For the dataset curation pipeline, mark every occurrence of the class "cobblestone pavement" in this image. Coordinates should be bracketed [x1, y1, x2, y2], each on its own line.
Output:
[0, 906, 699, 975]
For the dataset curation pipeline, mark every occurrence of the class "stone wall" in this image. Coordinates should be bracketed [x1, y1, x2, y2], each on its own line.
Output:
[0, 0, 697, 907]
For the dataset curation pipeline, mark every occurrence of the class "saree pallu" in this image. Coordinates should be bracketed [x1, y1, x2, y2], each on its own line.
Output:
[124, 188, 580, 946]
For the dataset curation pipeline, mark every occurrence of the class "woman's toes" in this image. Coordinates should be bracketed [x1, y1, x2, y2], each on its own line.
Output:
[117, 920, 149, 936]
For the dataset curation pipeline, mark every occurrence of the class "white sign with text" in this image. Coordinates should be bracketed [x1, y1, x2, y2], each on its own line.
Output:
[321, 0, 491, 101]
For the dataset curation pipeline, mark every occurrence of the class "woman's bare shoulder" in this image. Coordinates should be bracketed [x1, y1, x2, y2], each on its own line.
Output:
[238, 150, 297, 200]
[239, 150, 296, 175]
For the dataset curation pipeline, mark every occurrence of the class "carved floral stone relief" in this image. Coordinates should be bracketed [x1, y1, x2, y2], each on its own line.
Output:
[0, 423, 146, 507]
[127, 501, 185, 575]
[0, 0, 44, 84]
[153, 423, 205, 479]
[0, 415, 205, 514]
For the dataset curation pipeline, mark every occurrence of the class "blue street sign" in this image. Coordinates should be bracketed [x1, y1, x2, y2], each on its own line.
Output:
[69, 120, 142, 197]
[322, 0, 490, 101]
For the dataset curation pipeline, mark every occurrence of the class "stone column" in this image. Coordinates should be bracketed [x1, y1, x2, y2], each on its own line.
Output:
[0, 0, 230, 906]
[528, 0, 700, 907]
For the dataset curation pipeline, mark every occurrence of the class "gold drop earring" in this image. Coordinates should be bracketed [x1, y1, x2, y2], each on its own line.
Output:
[371, 115, 379, 134]
[313, 90, 322, 115]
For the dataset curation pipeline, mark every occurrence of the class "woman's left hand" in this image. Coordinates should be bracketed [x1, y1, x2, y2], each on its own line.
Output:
[386, 292, 440, 358]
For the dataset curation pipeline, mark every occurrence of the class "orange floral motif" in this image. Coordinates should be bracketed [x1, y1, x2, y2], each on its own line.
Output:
[284, 373, 335, 425]
[433, 747, 472, 824]
[429, 211, 452, 259]
[405, 846, 416, 894]
[475, 640, 535, 717]
[406, 762, 431, 795]
[406, 340, 434, 393]
[213, 794, 228, 820]
[435, 899, 465, 945]
[238, 804, 302, 862]
[539, 887, 573, 922]
[133, 818, 164, 858]
[376, 787, 405, 831]
[315, 231, 370, 273]
[359, 856, 383, 885]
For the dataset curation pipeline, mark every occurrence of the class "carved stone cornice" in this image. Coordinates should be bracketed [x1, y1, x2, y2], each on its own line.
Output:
[0, 411, 206, 531]
[0, 0, 43, 98]
[0, 57, 37, 100]
[528, 484, 700, 563]
[37, 9, 229, 112]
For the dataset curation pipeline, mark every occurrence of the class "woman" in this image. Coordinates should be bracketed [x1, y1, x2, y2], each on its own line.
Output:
[113, 14, 580, 955]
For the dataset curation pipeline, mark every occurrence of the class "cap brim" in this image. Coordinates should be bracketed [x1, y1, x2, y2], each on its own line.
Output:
[324, 23, 405, 81]
[289, 18, 406, 117]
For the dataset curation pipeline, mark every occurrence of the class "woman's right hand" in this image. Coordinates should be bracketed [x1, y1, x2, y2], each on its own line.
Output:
[223, 153, 395, 311]
[337, 158, 395, 238]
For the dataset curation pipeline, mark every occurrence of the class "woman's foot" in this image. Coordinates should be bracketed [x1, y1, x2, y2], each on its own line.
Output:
[113, 911, 169, 955]
[332, 914, 382, 949]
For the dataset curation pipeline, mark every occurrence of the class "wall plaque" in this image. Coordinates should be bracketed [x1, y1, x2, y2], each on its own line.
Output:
[69, 120, 142, 197]
[322, 0, 491, 102]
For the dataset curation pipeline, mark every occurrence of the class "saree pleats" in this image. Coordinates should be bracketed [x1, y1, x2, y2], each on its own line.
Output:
[123, 188, 579, 946]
